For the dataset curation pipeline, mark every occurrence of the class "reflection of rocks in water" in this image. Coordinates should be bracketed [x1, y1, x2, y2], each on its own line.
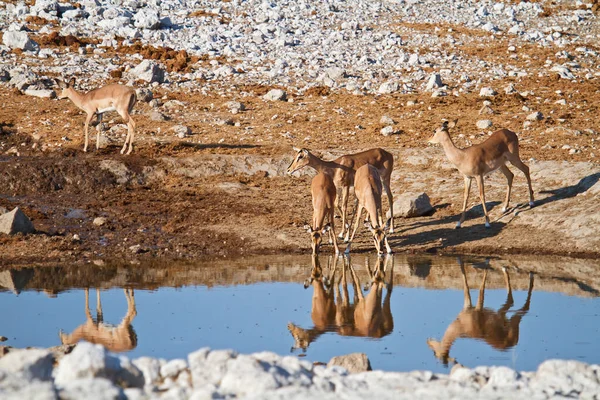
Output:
[0, 269, 34, 295]
[59, 288, 137, 353]
[288, 255, 394, 352]
[408, 259, 432, 280]
[427, 258, 534, 367]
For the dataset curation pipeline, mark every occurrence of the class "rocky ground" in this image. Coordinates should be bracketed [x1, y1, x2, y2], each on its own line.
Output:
[1, 342, 599, 399]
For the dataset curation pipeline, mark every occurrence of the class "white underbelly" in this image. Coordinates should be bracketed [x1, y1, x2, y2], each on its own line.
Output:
[97, 106, 116, 114]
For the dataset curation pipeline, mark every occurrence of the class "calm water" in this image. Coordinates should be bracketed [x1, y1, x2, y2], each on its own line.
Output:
[1, 254, 599, 373]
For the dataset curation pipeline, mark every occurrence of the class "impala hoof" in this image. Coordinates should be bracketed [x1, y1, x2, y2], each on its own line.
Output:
[529, 201, 535, 208]
[455, 222, 462, 229]
[502, 206, 508, 213]
[485, 222, 491, 229]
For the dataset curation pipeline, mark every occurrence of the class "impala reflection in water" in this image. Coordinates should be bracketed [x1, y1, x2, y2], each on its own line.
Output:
[427, 258, 534, 366]
[287, 254, 394, 352]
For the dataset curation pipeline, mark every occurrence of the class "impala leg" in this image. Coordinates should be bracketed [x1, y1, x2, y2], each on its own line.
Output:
[459, 263, 472, 309]
[344, 197, 358, 243]
[339, 186, 350, 240]
[96, 289, 103, 323]
[83, 113, 94, 152]
[383, 177, 394, 233]
[126, 117, 135, 155]
[84, 288, 92, 321]
[474, 175, 490, 228]
[345, 205, 363, 254]
[329, 208, 340, 255]
[499, 165, 514, 212]
[96, 113, 102, 151]
[510, 158, 535, 207]
[499, 267, 514, 315]
[457, 176, 472, 229]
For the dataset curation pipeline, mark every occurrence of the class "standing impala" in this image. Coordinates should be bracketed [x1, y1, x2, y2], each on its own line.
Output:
[287, 147, 395, 240]
[428, 120, 535, 229]
[346, 164, 392, 255]
[306, 172, 340, 255]
[55, 78, 138, 155]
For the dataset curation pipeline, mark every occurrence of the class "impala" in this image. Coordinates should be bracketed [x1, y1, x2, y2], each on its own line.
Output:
[59, 288, 137, 353]
[287, 147, 395, 239]
[428, 120, 535, 229]
[305, 172, 340, 254]
[55, 78, 138, 154]
[345, 164, 392, 255]
[427, 260, 534, 366]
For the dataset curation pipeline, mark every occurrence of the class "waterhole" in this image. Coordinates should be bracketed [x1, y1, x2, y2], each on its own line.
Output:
[1, 254, 599, 373]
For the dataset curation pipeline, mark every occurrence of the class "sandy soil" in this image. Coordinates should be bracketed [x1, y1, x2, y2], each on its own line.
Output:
[0, 65, 599, 266]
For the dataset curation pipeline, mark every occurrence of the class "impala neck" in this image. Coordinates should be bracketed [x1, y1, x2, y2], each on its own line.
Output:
[307, 152, 339, 174]
[66, 88, 86, 109]
[438, 131, 465, 167]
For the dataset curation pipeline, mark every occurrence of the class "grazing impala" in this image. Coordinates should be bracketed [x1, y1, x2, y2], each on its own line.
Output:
[428, 120, 535, 229]
[306, 172, 340, 254]
[287, 147, 395, 239]
[55, 78, 138, 154]
[346, 164, 392, 255]
[288, 255, 394, 351]
[427, 260, 534, 366]
[59, 288, 138, 353]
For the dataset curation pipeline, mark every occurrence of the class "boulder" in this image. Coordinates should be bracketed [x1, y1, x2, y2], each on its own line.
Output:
[378, 81, 399, 94]
[327, 353, 371, 373]
[128, 60, 164, 83]
[263, 89, 286, 101]
[0, 349, 54, 381]
[132, 357, 161, 386]
[2, 31, 39, 52]
[476, 120, 493, 129]
[188, 348, 238, 387]
[387, 193, 433, 218]
[0, 208, 35, 235]
[425, 73, 443, 91]
[479, 87, 497, 97]
[171, 125, 191, 138]
[135, 88, 153, 103]
[58, 378, 124, 400]
[23, 89, 56, 99]
[133, 8, 160, 30]
[54, 342, 143, 388]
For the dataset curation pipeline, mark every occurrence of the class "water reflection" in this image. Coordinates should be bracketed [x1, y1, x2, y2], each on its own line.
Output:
[59, 288, 138, 353]
[287, 255, 394, 352]
[427, 258, 534, 366]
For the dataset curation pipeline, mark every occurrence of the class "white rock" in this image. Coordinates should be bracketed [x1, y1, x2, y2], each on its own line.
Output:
[263, 89, 287, 101]
[219, 354, 282, 396]
[425, 73, 443, 91]
[325, 67, 346, 81]
[23, 89, 56, 99]
[136, 88, 153, 103]
[380, 115, 395, 125]
[327, 353, 371, 374]
[479, 87, 497, 97]
[551, 65, 575, 80]
[0, 349, 54, 381]
[160, 359, 188, 379]
[58, 378, 123, 400]
[387, 193, 433, 218]
[128, 60, 165, 83]
[380, 126, 397, 136]
[189, 348, 238, 387]
[133, 8, 160, 30]
[378, 81, 399, 94]
[2, 31, 39, 52]
[93, 217, 107, 226]
[132, 357, 161, 386]
[0, 207, 35, 235]
[171, 125, 191, 138]
[476, 120, 493, 129]
[527, 111, 543, 121]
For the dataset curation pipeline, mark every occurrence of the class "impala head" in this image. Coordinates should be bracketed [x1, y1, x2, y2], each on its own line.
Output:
[287, 322, 311, 352]
[426, 338, 456, 367]
[54, 77, 76, 100]
[428, 119, 457, 144]
[305, 224, 331, 255]
[303, 253, 324, 288]
[366, 220, 389, 256]
[287, 147, 311, 175]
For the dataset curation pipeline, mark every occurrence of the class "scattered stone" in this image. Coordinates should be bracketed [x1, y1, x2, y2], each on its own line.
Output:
[425, 73, 443, 91]
[133, 8, 160, 30]
[380, 126, 399, 136]
[551, 65, 575, 80]
[0, 207, 35, 235]
[149, 111, 167, 121]
[478, 104, 494, 115]
[224, 101, 245, 114]
[263, 89, 286, 101]
[161, 359, 188, 379]
[2, 31, 39, 52]
[527, 111, 544, 121]
[380, 115, 395, 125]
[23, 89, 56, 99]
[132, 357, 161, 386]
[479, 87, 497, 97]
[0, 349, 54, 381]
[59, 378, 124, 400]
[136, 88, 154, 103]
[325, 67, 346, 81]
[171, 125, 191, 138]
[128, 60, 165, 83]
[378, 81, 399, 94]
[327, 353, 371, 373]
[476, 120, 493, 129]
[387, 193, 434, 218]
[93, 217, 107, 226]
[505, 84, 517, 94]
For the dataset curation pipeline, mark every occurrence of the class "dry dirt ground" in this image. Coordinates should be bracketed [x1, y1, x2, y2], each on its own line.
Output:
[0, 57, 599, 266]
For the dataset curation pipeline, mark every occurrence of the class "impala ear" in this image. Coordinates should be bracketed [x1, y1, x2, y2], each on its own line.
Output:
[54, 78, 63, 88]
[449, 119, 457, 129]
[68, 77, 76, 87]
